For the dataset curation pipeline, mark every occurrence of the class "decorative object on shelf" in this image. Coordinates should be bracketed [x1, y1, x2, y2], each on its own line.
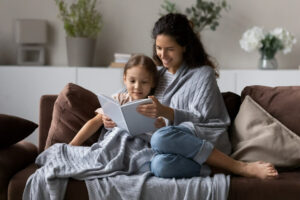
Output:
[240, 26, 297, 70]
[54, 0, 102, 66]
[110, 53, 132, 68]
[159, 0, 230, 35]
[15, 19, 47, 65]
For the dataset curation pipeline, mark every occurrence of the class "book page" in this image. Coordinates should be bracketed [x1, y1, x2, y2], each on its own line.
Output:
[121, 98, 156, 136]
[97, 94, 128, 132]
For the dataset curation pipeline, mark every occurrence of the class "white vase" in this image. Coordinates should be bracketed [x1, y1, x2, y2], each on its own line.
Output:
[66, 37, 96, 66]
[258, 54, 278, 70]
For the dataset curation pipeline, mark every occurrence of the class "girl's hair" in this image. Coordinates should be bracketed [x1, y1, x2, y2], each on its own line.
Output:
[151, 13, 218, 77]
[124, 54, 158, 94]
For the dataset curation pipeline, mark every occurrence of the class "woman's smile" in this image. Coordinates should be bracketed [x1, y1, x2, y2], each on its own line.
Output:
[155, 34, 185, 74]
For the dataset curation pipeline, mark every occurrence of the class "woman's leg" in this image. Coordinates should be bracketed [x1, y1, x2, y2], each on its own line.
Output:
[151, 125, 278, 179]
[150, 125, 212, 178]
[206, 148, 278, 179]
[151, 126, 214, 164]
[151, 153, 211, 178]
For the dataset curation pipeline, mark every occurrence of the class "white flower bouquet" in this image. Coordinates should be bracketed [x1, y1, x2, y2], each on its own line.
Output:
[240, 26, 297, 59]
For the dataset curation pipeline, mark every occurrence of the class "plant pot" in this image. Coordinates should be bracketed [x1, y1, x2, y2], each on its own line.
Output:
[66, 37, 96, 66]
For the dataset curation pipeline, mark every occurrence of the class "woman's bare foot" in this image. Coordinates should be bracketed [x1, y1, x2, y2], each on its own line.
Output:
[205, 148, 278, 179]
[237, 161, 278, 179]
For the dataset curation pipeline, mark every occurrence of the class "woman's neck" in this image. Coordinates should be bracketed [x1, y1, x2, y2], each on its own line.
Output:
[167, 63, 182, 74]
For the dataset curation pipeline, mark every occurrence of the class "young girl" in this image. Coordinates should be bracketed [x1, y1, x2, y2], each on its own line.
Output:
[70, 54, 164, 146]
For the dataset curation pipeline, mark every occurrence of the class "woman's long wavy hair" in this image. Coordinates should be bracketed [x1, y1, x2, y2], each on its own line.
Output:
[152, 13, 218, 77]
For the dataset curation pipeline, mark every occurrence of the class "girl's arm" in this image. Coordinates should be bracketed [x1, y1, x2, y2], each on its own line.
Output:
[69, 113, 103, 146]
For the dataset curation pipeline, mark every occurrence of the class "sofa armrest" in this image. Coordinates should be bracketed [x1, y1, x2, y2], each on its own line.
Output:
[39, 95, 57, 153]
[0, 141, 38, 200]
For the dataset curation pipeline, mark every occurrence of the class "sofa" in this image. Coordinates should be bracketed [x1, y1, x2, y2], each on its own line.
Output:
[1, 83, 300, 200]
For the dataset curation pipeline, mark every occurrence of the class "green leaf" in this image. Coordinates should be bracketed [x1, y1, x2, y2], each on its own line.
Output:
[185, 0, 230, 33]
[54, 0, 102, 38]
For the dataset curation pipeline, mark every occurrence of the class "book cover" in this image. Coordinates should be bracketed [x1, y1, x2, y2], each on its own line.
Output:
[97, 94, 157, 136]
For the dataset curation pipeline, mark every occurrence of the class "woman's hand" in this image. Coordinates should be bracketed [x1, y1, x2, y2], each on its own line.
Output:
[155, 117, 166, 128]
[137, 96, 174, 122]
[102, 114, 116, 129]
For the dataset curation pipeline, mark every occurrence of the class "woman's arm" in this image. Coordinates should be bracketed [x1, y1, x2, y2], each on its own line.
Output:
[137, 96, 174, 123]
[69, 114, 103, 146]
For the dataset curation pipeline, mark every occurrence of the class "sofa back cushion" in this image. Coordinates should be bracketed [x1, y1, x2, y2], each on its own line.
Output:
[45, 83, 101, 149]
[221, 92, 241, 123]
[241, 85, 300, 137]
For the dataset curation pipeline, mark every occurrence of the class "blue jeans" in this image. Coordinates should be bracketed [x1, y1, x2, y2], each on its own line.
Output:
[150, 125, 213, 178]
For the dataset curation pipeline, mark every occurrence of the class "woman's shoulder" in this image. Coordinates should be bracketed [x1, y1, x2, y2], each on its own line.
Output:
[187, 65, 215, 79]
[193, 65, 214, 73]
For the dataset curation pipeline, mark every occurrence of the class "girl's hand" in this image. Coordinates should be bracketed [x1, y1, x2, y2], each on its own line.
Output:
[155, 117, 166, 128]
[102, 114, 116, 129]
[137, 96, 174, 122]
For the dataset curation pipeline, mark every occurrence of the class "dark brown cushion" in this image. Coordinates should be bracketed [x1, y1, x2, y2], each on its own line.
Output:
[222, 92, 241, 123]
[0, 114, 38, 148]
[241, 85, 300, 137]
[45, 83, 101, 149]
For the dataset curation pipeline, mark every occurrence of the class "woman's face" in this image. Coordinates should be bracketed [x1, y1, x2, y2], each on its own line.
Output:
[155, 34, 185, 74]
[123, 65, 154, 100]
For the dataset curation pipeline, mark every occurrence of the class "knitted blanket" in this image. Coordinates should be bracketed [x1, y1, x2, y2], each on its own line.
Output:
[23, 128, 230, 200]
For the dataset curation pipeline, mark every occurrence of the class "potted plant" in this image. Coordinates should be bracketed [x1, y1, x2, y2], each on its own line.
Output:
[240, 26, 297, 69]
[160, 0, 229, 36]
[54, 0, 103, 66]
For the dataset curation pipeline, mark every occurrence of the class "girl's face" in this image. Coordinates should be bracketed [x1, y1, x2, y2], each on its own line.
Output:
[123, 65, 154, 100]
[155, 34, 186, 74]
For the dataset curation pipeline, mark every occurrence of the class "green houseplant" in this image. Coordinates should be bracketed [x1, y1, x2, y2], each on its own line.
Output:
[160, 0, 229, 35]
[54, 0, 103, 66]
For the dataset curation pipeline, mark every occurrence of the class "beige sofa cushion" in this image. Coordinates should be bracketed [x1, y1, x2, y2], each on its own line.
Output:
[241, 85, 300, 137]
[231, 95, 300, 168]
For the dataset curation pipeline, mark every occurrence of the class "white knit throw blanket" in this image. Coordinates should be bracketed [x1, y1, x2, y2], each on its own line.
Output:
[23, 128, 229, 200]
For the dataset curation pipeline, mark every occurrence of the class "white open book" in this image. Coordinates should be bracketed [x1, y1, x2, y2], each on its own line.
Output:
[97, 94, 157, 136]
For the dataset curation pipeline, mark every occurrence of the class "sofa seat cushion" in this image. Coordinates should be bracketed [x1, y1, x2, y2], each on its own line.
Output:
[228, 168, 300, 200]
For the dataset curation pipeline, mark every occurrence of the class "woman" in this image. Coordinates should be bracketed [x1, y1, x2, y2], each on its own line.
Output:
[136, 13, 278, 179]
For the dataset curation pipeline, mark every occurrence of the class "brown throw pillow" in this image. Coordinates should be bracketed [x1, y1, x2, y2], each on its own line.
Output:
[45, 83, 101, 149]
[0, 114, 38, 148]
[231, 95, 300, 168]
[241, 85, 300, 137]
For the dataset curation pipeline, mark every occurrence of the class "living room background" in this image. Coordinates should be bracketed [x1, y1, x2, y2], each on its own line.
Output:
[0, 0, 299, 69]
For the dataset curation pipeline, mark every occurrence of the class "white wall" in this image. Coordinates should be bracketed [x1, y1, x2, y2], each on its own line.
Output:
[0, 0, 300, 69]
